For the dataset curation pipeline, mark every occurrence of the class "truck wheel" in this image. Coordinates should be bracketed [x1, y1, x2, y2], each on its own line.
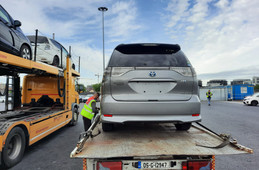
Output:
[175, 123, 191, 131]
[69, 107, 79, 126]
[102, 123, 114, 132]
[251, 101, 258, 106]
[20, 45, 31, 60]
[1, 127, 26, 169]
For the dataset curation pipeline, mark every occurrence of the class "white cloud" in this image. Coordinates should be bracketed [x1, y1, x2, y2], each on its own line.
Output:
[106, 0, 142, 41]
[1, 0, 143, 86]
[187, 0, 211, 24]
[2, 0, 257, 85]
[164, 0, 259, 81]
[1, 0, 106, 37]
[215, 0, 229, 9]
[165, 0, 189, 28]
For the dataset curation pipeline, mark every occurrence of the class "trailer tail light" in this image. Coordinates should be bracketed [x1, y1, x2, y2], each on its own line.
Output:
[97, 161, 122, 170]
[182, 162, 187, 170]
[182, 160, 212, 170]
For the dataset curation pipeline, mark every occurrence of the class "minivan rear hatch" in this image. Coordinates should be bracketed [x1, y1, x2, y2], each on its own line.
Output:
[108, 44, 195, 101]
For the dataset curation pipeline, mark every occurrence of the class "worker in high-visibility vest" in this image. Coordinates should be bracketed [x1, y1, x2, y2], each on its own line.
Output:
[80, 92, 100, 131]
[206, 90, 213, 106]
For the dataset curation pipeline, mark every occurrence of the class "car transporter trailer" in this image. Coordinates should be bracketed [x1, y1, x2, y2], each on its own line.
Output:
[0, 50, 80, 169]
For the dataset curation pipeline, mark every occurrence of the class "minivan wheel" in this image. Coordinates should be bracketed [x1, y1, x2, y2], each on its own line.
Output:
[251, 101, 258, 106]
[175, 123, 191, 131]
[52, 56, 59, 67]
[1, 127, 26, 169]
[20, 45, 31, 60]
[102, 123, 114, 132]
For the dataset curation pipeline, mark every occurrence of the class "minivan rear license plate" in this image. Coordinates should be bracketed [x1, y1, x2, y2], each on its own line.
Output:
[139, 161, 170, 169]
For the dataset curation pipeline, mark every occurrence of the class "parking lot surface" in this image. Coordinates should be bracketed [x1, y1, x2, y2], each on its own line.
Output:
[5, 101, 258, 170]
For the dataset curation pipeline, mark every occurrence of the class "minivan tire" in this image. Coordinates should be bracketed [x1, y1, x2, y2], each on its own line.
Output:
[175, 123, 191, 131]
[102, 123, 114, 132]
[1, 127, 26, 169]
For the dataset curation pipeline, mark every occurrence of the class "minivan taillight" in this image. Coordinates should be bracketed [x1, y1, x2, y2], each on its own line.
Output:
[97, 161, 122, 170]
[170, 67, 193, 77]
[111, 67, 134, 76]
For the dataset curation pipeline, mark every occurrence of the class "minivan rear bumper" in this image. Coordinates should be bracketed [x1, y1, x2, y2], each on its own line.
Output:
[101, 95, 201, 123]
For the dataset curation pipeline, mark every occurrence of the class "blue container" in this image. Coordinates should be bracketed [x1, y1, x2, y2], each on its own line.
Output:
[232, 84, 254, 100]
[226, 86, 233, 100]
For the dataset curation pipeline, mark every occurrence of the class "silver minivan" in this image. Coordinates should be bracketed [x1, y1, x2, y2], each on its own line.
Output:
[101, 43, 201, 131]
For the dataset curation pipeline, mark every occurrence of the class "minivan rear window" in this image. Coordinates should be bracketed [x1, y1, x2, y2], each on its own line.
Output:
[108, 50, 190, 67]
[27, 36, 49, 44]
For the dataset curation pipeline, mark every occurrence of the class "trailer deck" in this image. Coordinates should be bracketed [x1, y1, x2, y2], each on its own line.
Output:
[0, 51, 64, 76]
[71, 123, 252, 159]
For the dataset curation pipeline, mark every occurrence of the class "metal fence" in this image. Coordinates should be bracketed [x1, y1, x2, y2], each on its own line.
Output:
[199, 87, 228, 101]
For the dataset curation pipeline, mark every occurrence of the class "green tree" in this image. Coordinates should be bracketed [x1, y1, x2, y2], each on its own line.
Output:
[92, 83, 101, 92]
[254, 84, 259, 92]
[77, 84, 86, 93]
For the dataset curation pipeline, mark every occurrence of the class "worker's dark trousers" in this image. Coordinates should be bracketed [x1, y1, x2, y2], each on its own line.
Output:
[82, 116, 91, 131]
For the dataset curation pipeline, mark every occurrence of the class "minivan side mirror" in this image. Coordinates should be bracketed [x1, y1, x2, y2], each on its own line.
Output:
[13, 20, 21, 27]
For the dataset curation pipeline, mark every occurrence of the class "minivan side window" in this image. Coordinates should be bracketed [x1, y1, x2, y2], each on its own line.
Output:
[62, 47, 68, 58]
[27, 36, 49, 44]
[50, 39, 62, 49]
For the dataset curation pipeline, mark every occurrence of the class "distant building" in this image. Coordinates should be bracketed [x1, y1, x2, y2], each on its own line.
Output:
[86, 85, 93, 92]
[252, 76, 259, 85]
[207, 79, 227, 86]
[231, 79, 252, 85]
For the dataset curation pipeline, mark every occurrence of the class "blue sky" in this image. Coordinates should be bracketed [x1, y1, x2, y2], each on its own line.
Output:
[1, 0, 259, 86]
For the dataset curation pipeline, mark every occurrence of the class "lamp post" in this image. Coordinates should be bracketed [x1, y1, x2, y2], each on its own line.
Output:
[98, 7, 108, 72]
[95, 73, 100, 83]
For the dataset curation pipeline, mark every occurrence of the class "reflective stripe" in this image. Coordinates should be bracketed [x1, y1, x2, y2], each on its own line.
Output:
[30, 119, 71, 142]
[84, 105, 92, 113]
[206, 92, 213, 98]
[80, 107, 94, 120]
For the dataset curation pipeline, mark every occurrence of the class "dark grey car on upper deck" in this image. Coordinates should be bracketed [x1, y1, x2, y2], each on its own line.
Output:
[0, 5, 32, 59]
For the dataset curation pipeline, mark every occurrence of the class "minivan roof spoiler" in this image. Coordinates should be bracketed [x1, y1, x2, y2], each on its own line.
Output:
[115, 43, 181, 54]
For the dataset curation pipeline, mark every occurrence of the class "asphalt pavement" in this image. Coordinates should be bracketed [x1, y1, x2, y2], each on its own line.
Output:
[5, 101, 259, 170]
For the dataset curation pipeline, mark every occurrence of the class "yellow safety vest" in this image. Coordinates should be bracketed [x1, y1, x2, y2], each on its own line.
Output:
[206, 92, 213, 98]
[80, 99, 96, 120]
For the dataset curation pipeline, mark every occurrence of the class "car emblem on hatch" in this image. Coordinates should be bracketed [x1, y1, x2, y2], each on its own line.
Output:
[149, 71, 156, 77]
